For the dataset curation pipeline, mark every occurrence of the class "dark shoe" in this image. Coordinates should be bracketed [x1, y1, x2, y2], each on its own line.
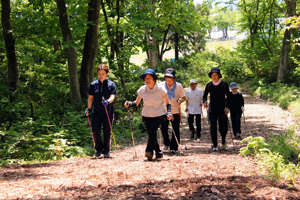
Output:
[213, 146, 219, 152]
[94, 151, 101, 157]
[190, 131, 195, 139]
[156, 151, 163, 159]
[196, 135, 201, 141]
[236, 133, 241, 140]
[170, 150, 176, 154]
[145, 152, 153, 161]
[103, 152, 110, 158]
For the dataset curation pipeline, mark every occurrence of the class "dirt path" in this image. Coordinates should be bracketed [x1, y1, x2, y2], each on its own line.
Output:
[1, 93, 299, 200]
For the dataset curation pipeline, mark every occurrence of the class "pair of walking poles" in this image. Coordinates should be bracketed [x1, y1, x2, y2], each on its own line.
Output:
[87, 97, 117, 156]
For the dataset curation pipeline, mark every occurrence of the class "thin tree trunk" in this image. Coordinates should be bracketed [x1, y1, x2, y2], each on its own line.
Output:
[175, 32, 179, 61]
[1, 0, 18, 92]
[277, 0, 296, 82]
[80, 0, 101, 99]
[56, 0, 81, 104]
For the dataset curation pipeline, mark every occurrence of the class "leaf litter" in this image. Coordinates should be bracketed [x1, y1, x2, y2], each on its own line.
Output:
[0, 93, 299, 199]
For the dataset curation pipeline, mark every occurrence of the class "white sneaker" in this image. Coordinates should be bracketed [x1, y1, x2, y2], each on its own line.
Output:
[221, 142, 227, 150]
[213, 146, 219, 152]
[163, 145, 169, 150]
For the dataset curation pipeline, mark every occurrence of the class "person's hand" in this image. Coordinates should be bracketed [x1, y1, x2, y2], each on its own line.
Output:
[177, 99, 182, 107]
[241, 106, 245, 112]
[203, 102, 208, 108]
[167, 114, 174, 121]
[124, 101, 129, 108]
[200, 103, 203, 107]
[224, 107, 229, 115]
[185, 108, 189, 112]
[103, 100, 109, 106]
[85, 108, 91, 116]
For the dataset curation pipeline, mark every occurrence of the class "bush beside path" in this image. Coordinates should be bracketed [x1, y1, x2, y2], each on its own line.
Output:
[0, 92, 299, 199]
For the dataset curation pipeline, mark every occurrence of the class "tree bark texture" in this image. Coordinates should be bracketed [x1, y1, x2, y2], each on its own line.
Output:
[1, 0, 18, 92]
[80, 0, 101, 99]
[277, 0, 296, 82]
[174, 32, 179, 61]
[56, 0, 81, 104]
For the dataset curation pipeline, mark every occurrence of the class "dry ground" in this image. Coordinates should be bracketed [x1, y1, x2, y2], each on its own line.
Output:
[1, 93, 300, 200]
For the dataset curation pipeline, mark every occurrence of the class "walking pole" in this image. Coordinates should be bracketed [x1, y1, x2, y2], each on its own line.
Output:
[103, 97, 117, 151]
[170, 123, 183, 155]
[178, 107, 187, 150]
[227, 115, 236, 151]
[201, 106, 206, 134]
[87, 115, 96, 153]
[127, 108, 138, 160]
[242, 111, 247, 134]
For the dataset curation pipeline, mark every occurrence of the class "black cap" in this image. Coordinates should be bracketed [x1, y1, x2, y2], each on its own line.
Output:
[208, 67, 222, 78]
[164, 68, 176, 79]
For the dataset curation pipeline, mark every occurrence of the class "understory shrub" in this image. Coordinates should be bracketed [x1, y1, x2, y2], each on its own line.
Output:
[240, 129, 300, 184]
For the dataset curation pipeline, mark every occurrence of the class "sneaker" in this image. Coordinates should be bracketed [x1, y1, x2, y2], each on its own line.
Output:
[170, 150, 176, 154]
[236, 133, 241, 140]
[156, 151, 163, 159]
[145, 152, 153, 161]
[103, 152, 110, 158]
[213, 146, 219, 152]
[163, 145, 169, 150]
[94, 151, 101, 157]
[196, 135, 201, 141]
[221, 142, 227, 150]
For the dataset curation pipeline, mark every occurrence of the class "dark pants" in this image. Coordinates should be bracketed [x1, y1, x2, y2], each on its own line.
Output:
[209, 111, 228, 148]
[92, 113, 113, 154]
[188, 114, 201, 137]
[230, 112, 242, 136]
[142, 115, 165, 154]
[160, 114, 180, 151]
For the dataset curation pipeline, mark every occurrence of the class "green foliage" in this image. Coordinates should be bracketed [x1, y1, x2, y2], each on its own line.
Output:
[251, 80, 300, 109]
[239, 129, 300, 184]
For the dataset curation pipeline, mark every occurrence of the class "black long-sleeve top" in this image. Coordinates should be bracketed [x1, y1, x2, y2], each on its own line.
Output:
[203, 81, 230, 114]
[228, 91, 244, 114]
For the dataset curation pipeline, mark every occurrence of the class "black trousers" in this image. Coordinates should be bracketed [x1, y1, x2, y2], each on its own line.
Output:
[209, 111, 228, 148]
[188, 114, 201, 137]
[92, 113, 113, 154]
[230, 112, 242, 136]
[160, 114, 180, 151]
[142, 115, 166, 154]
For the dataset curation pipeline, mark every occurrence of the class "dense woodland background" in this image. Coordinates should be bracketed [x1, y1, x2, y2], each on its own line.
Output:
[0, 0, 300, 167]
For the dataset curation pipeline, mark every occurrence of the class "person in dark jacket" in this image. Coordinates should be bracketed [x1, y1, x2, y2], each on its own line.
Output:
[203, 67, 230, 152]
[228, 82, 244, 139]
[85, 64, 116, 158]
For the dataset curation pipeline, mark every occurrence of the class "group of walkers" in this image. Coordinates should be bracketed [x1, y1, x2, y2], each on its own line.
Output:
[85, 64, 244, 160]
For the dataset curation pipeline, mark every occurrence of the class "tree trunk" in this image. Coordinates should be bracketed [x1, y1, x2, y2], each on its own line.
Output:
[1, 0, 18, 92]
[175, 32, 179, 61]
[145, 30, 158, 67]
[80, 0, 101, 99]
[277, 0, 296, 82]
[56, 0, 81, 104]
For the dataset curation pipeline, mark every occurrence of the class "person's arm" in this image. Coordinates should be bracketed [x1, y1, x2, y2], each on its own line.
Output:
[185, 100, 189, 112]
[224, 83, 230, 115]
[86, 95, 94, 116]
[124, 96, 141, 108]
[107, 94, 116, 104]
[203, 84, 209, 108]
[163, 93, 174, 121]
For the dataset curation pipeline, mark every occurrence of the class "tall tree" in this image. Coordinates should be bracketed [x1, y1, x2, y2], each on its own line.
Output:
[80, 0, 101, 99]
[56, 0, 81, 104]
[276, 0, 297, 82]
[1, 0, 18, 92]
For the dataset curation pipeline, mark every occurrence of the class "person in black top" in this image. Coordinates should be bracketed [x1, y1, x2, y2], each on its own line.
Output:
[228, 82, 244, 139]
[203, 67, 230, 152]
[85, 64, 117, 158]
